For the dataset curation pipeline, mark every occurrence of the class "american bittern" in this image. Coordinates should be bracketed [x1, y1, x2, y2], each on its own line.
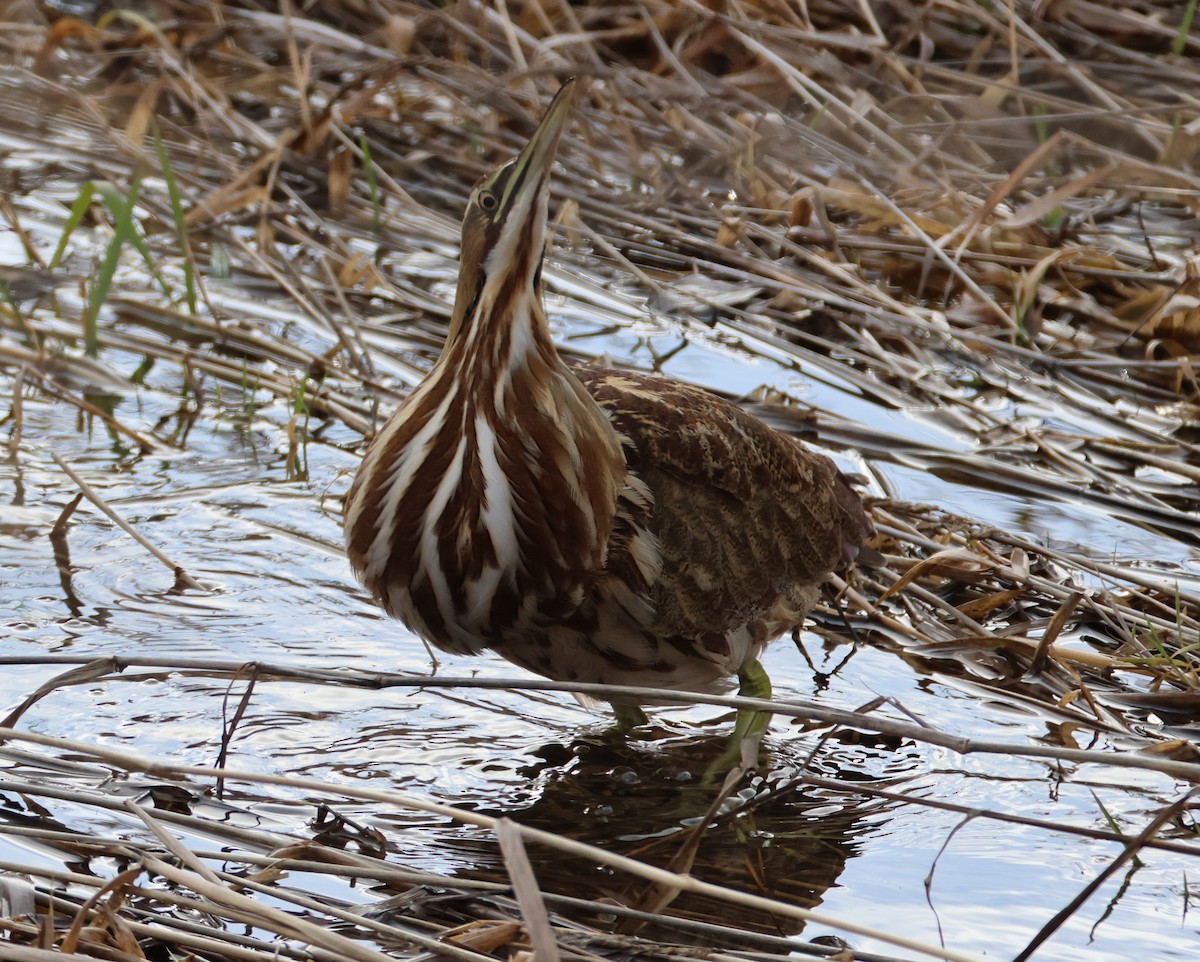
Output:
[344, 80, 873, 763]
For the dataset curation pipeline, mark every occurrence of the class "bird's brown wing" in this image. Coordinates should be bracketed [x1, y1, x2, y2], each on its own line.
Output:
[577, 364, 872, 642]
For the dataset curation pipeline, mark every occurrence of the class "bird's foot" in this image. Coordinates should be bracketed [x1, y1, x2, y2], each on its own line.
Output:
[703, 658, 771, 784]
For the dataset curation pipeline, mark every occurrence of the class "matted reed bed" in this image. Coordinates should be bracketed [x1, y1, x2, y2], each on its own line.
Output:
[1, 1, 1199, 959]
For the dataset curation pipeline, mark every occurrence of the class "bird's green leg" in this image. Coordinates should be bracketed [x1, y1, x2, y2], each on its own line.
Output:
[706, 658, 772, 781]
[732, 657, 771, 765]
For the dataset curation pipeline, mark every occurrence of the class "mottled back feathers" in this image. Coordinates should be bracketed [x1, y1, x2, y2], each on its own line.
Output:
[578, 365, 871, 651]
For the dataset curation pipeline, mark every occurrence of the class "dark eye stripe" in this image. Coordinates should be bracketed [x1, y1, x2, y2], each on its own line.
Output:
[499, 160, 531, 214]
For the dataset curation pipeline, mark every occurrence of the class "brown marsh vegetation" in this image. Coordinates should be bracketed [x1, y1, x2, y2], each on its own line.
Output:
[1, 1, 1199, 960]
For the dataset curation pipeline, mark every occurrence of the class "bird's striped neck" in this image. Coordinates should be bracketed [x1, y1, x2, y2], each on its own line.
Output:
[343, 79, 630, 650]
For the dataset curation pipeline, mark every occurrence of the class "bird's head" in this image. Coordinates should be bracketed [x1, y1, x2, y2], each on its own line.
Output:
[450, 79, 577, 344]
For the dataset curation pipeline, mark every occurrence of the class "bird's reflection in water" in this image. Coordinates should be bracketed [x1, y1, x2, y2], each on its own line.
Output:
[440, 724, 918, 947]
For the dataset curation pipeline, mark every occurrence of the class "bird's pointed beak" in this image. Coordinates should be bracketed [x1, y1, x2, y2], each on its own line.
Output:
[497, 78, 577, 216]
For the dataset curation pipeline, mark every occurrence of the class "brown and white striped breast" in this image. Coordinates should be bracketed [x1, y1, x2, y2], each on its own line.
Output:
[342, 343, 629, 659]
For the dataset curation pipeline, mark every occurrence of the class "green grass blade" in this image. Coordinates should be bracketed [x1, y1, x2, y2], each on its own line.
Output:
[85, 175, 144, 356]
[1174, 0, 1196, 56]
[152, 117, 197, 314]
[96, 178, 174, 302]
[50, 180, 97, 270]
[359, 131, 382, 231]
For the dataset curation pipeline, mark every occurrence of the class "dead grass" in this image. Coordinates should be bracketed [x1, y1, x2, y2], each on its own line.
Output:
[1, 0, 1199, 959]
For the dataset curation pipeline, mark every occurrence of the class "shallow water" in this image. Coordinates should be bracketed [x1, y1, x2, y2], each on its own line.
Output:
[3, 318, 1199, 959]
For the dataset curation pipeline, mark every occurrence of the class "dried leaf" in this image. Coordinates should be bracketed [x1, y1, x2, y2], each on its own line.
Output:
[1028, 591, 1083, 676]
[1008, 547, 1029, 581]
[956, 587, 1025, 619]
[821, 179, 952, 237]
[3, 657, 121, 728]
[1000, 164, 1120, 229]
[553, 197, 581, 248]
[124, 80, 164, 149]
[1141, 739, 1200, 762]
[377, 14, 415, 54]
[1014, 249, 1066, 334]
[1143, 294, 1200, 350]
[188, 184, 270, 227]
[246, 863, 289, 884]
[443, 920, 523, 952]
[953, 130, 1064, 251]
[880, 548, 998, 601]
[337, 252, 382, 291]
[789, 188, 814, 228]
[715, 219, 740, 248]
[35, 17, 99, 74]
[1108, 693, 1200, 721]
[328, 145, 353, 213]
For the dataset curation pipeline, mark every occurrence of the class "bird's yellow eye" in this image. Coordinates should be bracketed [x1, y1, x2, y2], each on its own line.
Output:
[478, 190, 498, 212]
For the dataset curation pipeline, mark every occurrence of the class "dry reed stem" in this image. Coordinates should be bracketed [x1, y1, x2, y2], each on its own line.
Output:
[48, 453, 204, 591]
[0, 727, 989, 962]
[495, 819, 562, 962]
[0, 659, 1198, 778]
